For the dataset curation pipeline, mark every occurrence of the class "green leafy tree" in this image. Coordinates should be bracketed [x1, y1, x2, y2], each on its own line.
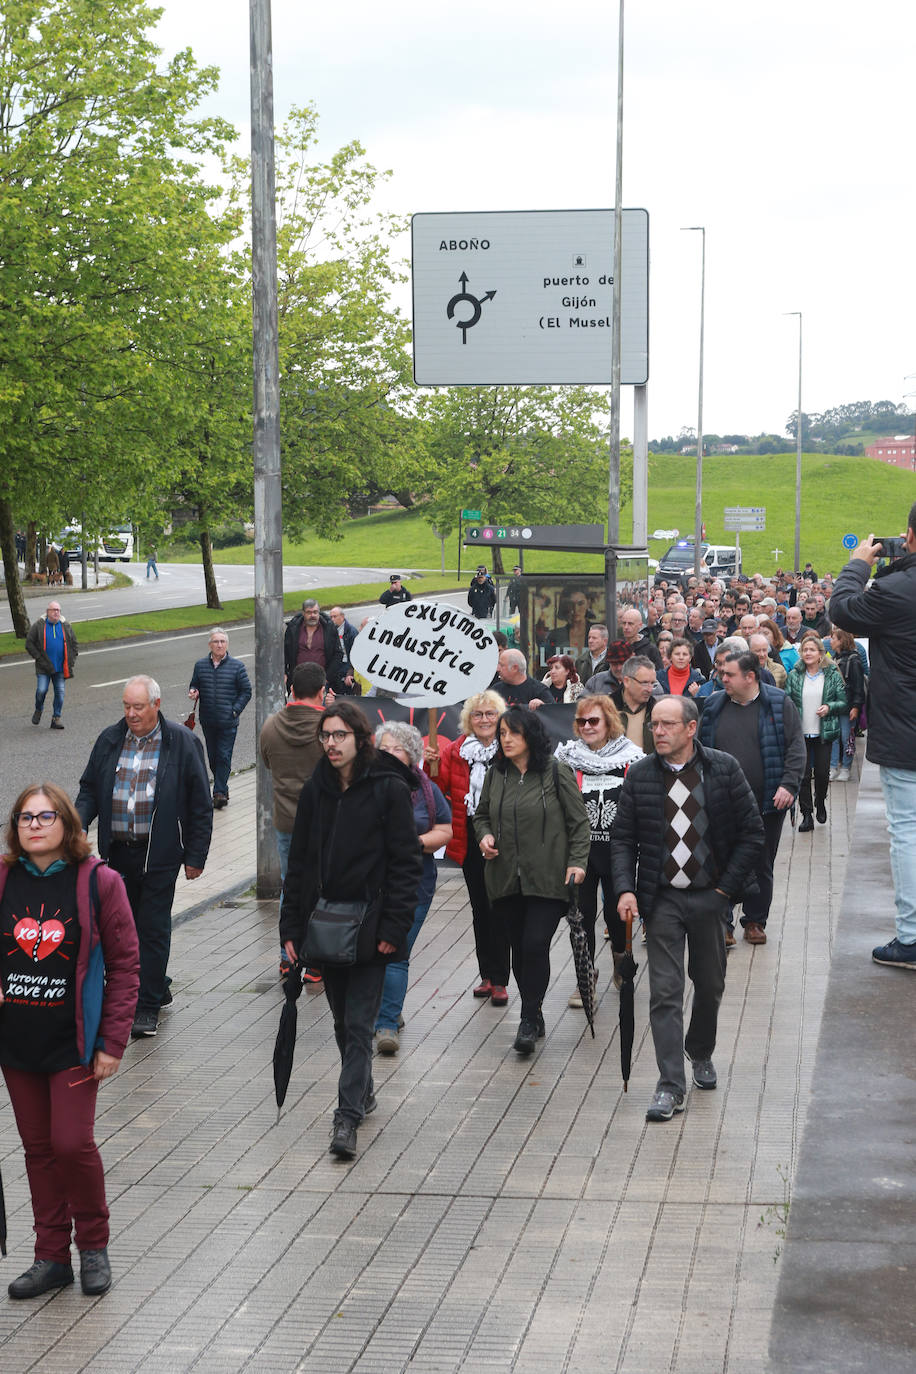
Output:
[411, 385, 625, 573]
[0, 0, 236, 633]
[222, 106, 412, 545]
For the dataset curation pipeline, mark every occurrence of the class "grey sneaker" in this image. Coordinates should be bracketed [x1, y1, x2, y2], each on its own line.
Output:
[691, 1058, 717, 1090]
[375, 1028, 400, 1055]
[645, 1089, 686, 1122]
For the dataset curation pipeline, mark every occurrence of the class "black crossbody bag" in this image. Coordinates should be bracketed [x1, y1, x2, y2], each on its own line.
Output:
[301, 792, 378, 966]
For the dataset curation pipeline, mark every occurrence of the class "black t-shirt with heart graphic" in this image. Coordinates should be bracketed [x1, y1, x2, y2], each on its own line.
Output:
[0, 864, 81, 1073]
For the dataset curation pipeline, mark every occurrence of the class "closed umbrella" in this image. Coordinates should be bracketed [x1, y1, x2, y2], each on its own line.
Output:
[273, 961, 304, 1124]
[566, 879, 596, 1038]
[0, 1163, 6, 1256]
[618, 913, 638, 1091]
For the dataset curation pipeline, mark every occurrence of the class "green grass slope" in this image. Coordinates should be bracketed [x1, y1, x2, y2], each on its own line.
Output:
[167, 453, 914, 578]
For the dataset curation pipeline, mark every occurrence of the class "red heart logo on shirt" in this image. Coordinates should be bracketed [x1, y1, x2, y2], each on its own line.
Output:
[13, 918, 66, 961]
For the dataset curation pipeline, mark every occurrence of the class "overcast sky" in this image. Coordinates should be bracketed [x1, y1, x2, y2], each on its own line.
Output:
[154, 0, 916, 441]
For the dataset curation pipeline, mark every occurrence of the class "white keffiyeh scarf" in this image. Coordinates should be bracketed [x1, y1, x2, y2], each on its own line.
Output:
[459, 735, 499, 816]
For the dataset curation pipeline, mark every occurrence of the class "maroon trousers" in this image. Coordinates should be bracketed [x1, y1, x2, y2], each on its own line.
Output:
[2, 1065, 109, 1262]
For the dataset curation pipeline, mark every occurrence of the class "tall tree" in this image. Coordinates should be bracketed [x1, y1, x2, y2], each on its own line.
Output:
[231, 106, 412, 540]
[0, 0, 235, 633]
[410, 385, 626, 573]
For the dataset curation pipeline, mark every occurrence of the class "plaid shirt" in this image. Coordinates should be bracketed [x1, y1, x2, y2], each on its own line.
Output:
[111, 722, 162, 840]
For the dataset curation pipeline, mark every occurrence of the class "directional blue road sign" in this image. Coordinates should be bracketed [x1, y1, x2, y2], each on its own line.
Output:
[842, 533, 858, 550]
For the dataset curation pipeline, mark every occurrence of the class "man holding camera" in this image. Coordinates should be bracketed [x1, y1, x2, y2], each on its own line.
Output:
[830, 511, 916, 969]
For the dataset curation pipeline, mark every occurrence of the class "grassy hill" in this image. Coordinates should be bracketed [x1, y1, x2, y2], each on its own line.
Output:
[170, 452, 915, 578]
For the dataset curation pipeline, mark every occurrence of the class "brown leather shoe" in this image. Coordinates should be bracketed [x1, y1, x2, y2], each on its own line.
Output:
[724, 928, 737, 949]
[743, 923, 767, 945]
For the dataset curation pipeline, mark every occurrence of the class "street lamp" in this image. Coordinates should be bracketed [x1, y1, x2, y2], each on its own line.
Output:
[785, 312, 802, 571]
[605, 0, 625, 633]
[681, 227, 705, 580]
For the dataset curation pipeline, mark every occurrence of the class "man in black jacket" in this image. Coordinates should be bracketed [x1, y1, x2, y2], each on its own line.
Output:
[280, 700, 422, 1160]
[188, 628, 252, 808]
[283, 599, 345, 693]
[830, 515, 916, 969]
[468, 566, 497, 619]
[612, 696, 763, 1121]
[76, 675, 213, 1037]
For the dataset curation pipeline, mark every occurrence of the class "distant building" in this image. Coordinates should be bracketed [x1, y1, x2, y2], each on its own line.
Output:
[866, 436, 915, 469]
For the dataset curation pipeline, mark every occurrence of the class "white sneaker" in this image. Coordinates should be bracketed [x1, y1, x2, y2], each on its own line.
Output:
[835, 766, 851, 782]
[828, 765, 838, 781]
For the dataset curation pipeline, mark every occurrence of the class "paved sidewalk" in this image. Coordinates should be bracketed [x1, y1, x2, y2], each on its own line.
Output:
[0, 764, 864, 1372]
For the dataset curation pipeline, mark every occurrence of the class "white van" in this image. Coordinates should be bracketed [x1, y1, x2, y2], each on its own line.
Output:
[656, 539, 742, 581]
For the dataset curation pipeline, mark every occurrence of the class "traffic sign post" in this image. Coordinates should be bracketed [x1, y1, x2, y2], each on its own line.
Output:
[723, 506, 766, 532]
[412, 209, 649, 386]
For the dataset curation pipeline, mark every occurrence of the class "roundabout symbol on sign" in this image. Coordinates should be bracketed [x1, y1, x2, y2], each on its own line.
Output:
[446, 272, 496, 345]
[842, 533, 858, 550]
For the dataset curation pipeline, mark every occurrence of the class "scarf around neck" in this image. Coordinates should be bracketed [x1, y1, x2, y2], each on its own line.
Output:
[554, 733, 644, 776]
[459, 734, 499, 816]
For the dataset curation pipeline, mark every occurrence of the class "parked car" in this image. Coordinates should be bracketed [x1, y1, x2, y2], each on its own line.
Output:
[656, 539, 741, 582]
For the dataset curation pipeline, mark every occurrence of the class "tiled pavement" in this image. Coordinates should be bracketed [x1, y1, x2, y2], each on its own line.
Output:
[0, 763, 863, 1372]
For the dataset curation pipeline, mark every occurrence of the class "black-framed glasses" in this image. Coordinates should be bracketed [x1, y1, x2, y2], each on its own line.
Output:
[319, 730, 354, 745]
[14, 810, 60, 828]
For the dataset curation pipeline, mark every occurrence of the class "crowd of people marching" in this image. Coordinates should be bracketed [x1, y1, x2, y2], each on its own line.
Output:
[4, 516, 916, 1306]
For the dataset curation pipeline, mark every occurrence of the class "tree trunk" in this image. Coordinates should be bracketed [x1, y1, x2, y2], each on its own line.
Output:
[26, 521, 37, 576]
[200, 521, 221, 610]
[492, 547, 505, 576]
[0, 498, 30, 637]
[392, 488, 414, 510]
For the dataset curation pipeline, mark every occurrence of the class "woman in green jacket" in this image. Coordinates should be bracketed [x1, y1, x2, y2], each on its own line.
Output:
[474, 706, 590, 1056]
[785, 632, 848, 831]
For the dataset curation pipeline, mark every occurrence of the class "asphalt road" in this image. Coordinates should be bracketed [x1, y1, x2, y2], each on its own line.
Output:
[0, 561, 400, 633]
[0, 585, 472, 828]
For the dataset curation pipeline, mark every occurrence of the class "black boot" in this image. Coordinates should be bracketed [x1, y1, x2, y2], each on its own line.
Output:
[798, 810, 814, 832]
[8, 1259, 74, 1299]
[80, 1247, 112, 1296]
[513, 1019, 537, 1055]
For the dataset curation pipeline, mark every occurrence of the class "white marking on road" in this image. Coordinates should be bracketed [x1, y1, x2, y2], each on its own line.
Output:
[0, 624, 256, 668]
[91, 678, 130, 688]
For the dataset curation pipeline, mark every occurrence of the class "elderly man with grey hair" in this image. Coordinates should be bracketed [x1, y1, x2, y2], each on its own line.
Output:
[495, 648, 553, 707]
[76, 674, 212, 1038]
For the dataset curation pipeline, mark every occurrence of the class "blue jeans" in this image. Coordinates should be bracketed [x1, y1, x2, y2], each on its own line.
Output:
[375, 899, 431, 1032]
[202, 721, 238, 797]
[146, 557, 158, 579]
[275, 828, 292, 883]
[830, 714, 853, 768]
[35, 672, 65, 718]
[879, 767, 916, 944]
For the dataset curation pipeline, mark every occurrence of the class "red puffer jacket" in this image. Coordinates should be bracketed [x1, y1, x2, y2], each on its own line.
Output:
[425, 735, 471, 864]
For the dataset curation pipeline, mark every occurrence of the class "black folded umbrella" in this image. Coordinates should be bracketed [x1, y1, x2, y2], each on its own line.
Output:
[618, 913, 638, 1091]
[566, 878, 596, 1038]
[273, 962, 304, 1124]
[0, 1163, 6, 1256]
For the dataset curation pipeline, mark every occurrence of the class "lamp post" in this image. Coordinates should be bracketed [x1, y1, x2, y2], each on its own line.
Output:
[250, 0, 285, 897]
[681, 227, 705, 580]
[605, 0, 625, 635]
[785, 312, 802, 571]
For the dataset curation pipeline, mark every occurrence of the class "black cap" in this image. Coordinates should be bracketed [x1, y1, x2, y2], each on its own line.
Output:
[389, 574, 401, 582]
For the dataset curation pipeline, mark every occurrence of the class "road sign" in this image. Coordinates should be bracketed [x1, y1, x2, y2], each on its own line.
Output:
[412, 209, 649, 386]
[463, 523, 605, 552]
[724, 505, 766, 532]
[461, 509, 481, 520]
[842, 533, 858, 550]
